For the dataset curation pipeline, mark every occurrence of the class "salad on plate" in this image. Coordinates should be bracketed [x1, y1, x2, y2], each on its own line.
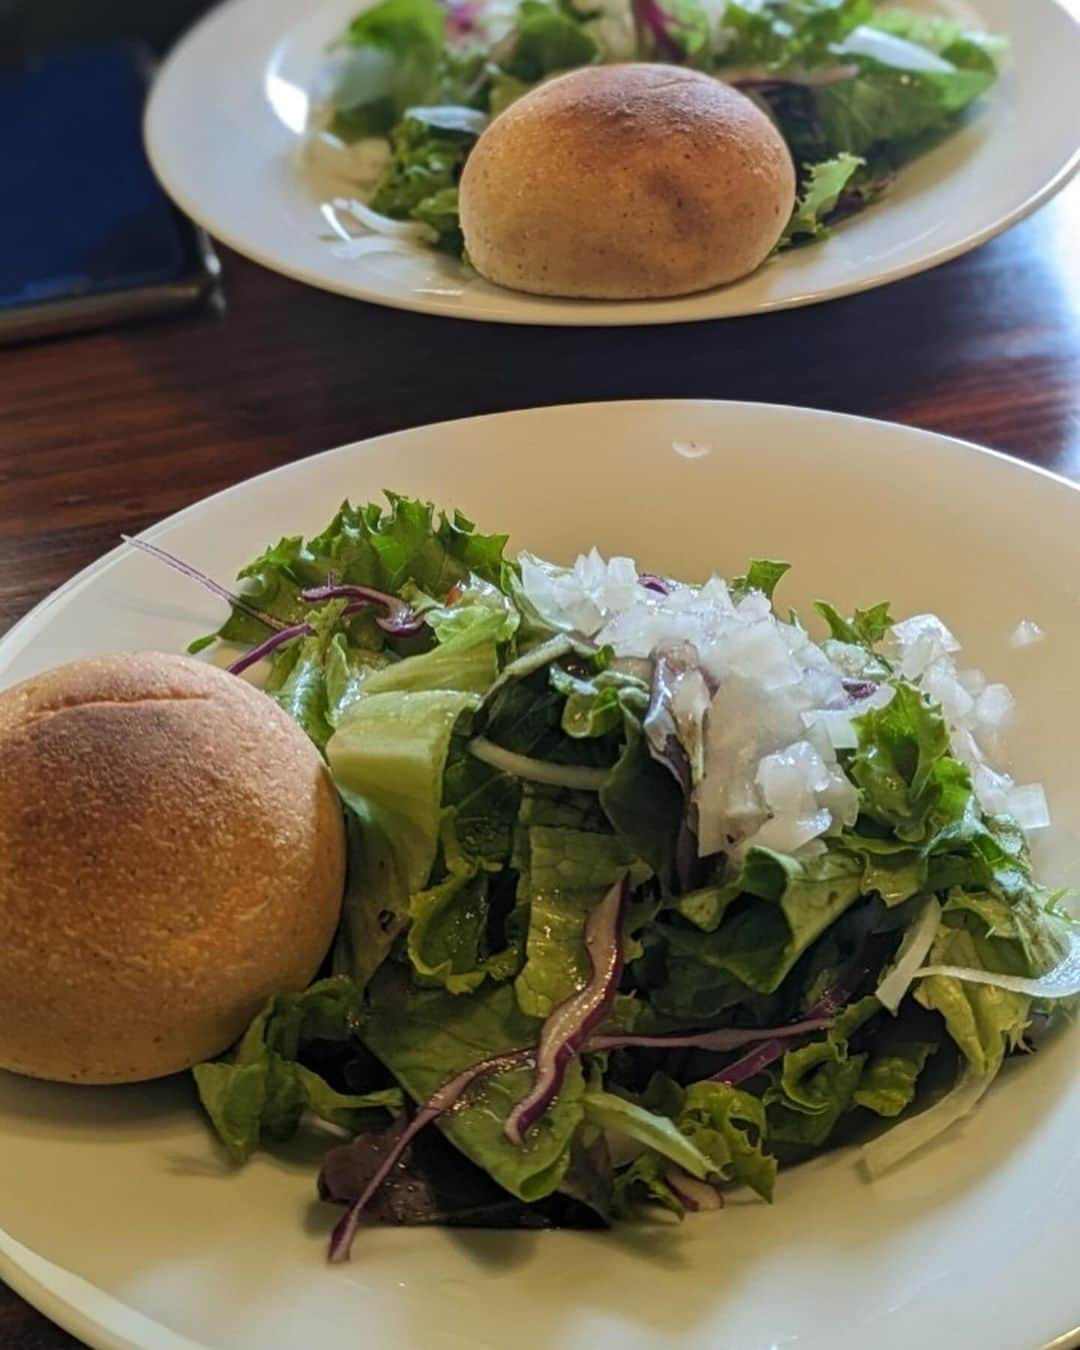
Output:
[308, 0, 1005, 259]
[137, 493, 1079, 1261]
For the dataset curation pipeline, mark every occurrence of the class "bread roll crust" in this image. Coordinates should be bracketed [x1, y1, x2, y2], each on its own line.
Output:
[460, 64, 796, 299]
[0, 653, 345, 1084]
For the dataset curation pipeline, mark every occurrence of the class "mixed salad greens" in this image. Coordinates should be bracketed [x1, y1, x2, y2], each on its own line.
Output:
[137, 494, 1078, 1261]
[315, 0, 1005, 256]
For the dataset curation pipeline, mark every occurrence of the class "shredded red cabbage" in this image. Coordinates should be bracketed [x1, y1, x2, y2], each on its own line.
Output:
[709, 952, 871, 1086]
[842, 678, 880, 702]
[226, 599, 372, 676]
[121, 535, 287, 632]
[665, 1168, 724, 1213]
[638, 572, 674, 596]
[630, 0, 686, 59]
[300, 583, 423, 636]
[505, 875, 629, 1146]
[587, 1016, 832, 1055]
[325, 1049, 531, 1262]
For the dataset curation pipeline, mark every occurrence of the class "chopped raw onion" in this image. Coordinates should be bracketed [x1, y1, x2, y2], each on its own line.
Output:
[467, 737, 610, 791]
[505, 876, 628, 1144]
[329, 195, 437, 243]
[1009, 619, 1045, 649]
[859, 1070, 994, 1179]
[875, 897, 942, 1014]
[1004, 783, 1051, 831]
[917, 925, 1080, 999]
[325, 1048, 530, 1262]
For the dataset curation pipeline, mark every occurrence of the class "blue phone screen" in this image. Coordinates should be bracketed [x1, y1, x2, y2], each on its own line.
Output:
[0, 44, 192, 310]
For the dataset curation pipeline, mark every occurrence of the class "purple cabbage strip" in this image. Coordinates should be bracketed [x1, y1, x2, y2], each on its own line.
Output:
[226, 599, 372, 675]
[630, 0, 685, 59]
[587, 1016, 831, 1055]
[300, 583, 423, 637]
[121, 534, 287, 632]
[665, 1168, 724, 1213]
[709, 951, 872, 1087]
[638, 572, 673, 597]
[325, 1049, 531, 1263]
[504, 875, 630, 1146]
[842, 678, 879, 702]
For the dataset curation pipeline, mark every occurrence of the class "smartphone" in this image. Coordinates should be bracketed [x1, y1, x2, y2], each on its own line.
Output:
[0, 42, 220, 344]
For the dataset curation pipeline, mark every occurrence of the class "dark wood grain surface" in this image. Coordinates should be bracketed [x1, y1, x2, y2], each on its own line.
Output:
[1, 181, 1078, 1347]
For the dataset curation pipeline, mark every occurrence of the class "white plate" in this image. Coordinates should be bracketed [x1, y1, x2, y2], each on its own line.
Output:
[144, 0, 1080, 325]
[1, 401, 1079, 1350]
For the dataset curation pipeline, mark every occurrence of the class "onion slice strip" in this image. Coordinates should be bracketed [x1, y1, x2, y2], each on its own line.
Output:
[468, 737, 611, 791]
[505, 876, 629, 1144]
[859, 1069, 994, 1179]
[325, 1049, 531, 1262]
[916, 924, 1080, 999]
[875, 897, 942, 1014]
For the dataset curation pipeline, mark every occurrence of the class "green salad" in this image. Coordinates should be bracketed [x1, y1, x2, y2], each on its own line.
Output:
[314, 0, 1005, 255]
[140, 494, 1078, 1261]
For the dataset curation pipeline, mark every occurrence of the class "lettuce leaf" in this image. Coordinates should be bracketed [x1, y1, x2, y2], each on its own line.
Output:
[514, 825, 640, 1017]
[780, 152, 865, 246]
[915, 924, 1030, 1076]
[765, 997, 881, 1145]
[868, 8, 1006, 74]
[331, 0, 445, 140]
[328, 688, 481, 893]
[193, 978, 401, 1162]
[780, 59, 995, 164]
[214, 494, 510, 649]
[363, 983, 584, 1201]
[503, 0, 600, 82]
[407, 815, 521, 994]
[668, 846, 866, 994]
[717, 0, 872, 69]
[854, 1040, 936, 1116]
[612, 1075, 776, 1214]
[849, 682, 972, 844]
[583, 1089, 716, 1180]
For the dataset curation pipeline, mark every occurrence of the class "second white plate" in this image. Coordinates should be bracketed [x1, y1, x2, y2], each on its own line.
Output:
[144, 0, 1080, 325]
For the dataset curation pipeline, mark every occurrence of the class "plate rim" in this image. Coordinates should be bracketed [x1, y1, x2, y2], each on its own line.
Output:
[142, 0, 1080, 327]
[5, 395, 1080, 665]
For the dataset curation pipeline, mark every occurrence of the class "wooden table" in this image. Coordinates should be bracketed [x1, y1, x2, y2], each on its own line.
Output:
[2, 180, 1078, 1347]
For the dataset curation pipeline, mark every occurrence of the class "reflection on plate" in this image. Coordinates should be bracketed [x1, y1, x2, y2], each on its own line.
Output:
[2, 401, 1079, 1349]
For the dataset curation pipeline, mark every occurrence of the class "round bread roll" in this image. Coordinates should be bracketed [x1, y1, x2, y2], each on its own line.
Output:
[460, 63, 796, 299]
[0, 652, 346, 1084]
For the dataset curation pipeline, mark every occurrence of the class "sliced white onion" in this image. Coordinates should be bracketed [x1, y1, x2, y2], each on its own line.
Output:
[875, 897, 942, 1014]
[917, 924, 1080, 999]
[329, 195, 437, 243]
[1009, 619, 1045, 649]
[1004, 782, 1051, 832]
[467, 737, 609, 791]
[859, 1070, 994, 1179]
